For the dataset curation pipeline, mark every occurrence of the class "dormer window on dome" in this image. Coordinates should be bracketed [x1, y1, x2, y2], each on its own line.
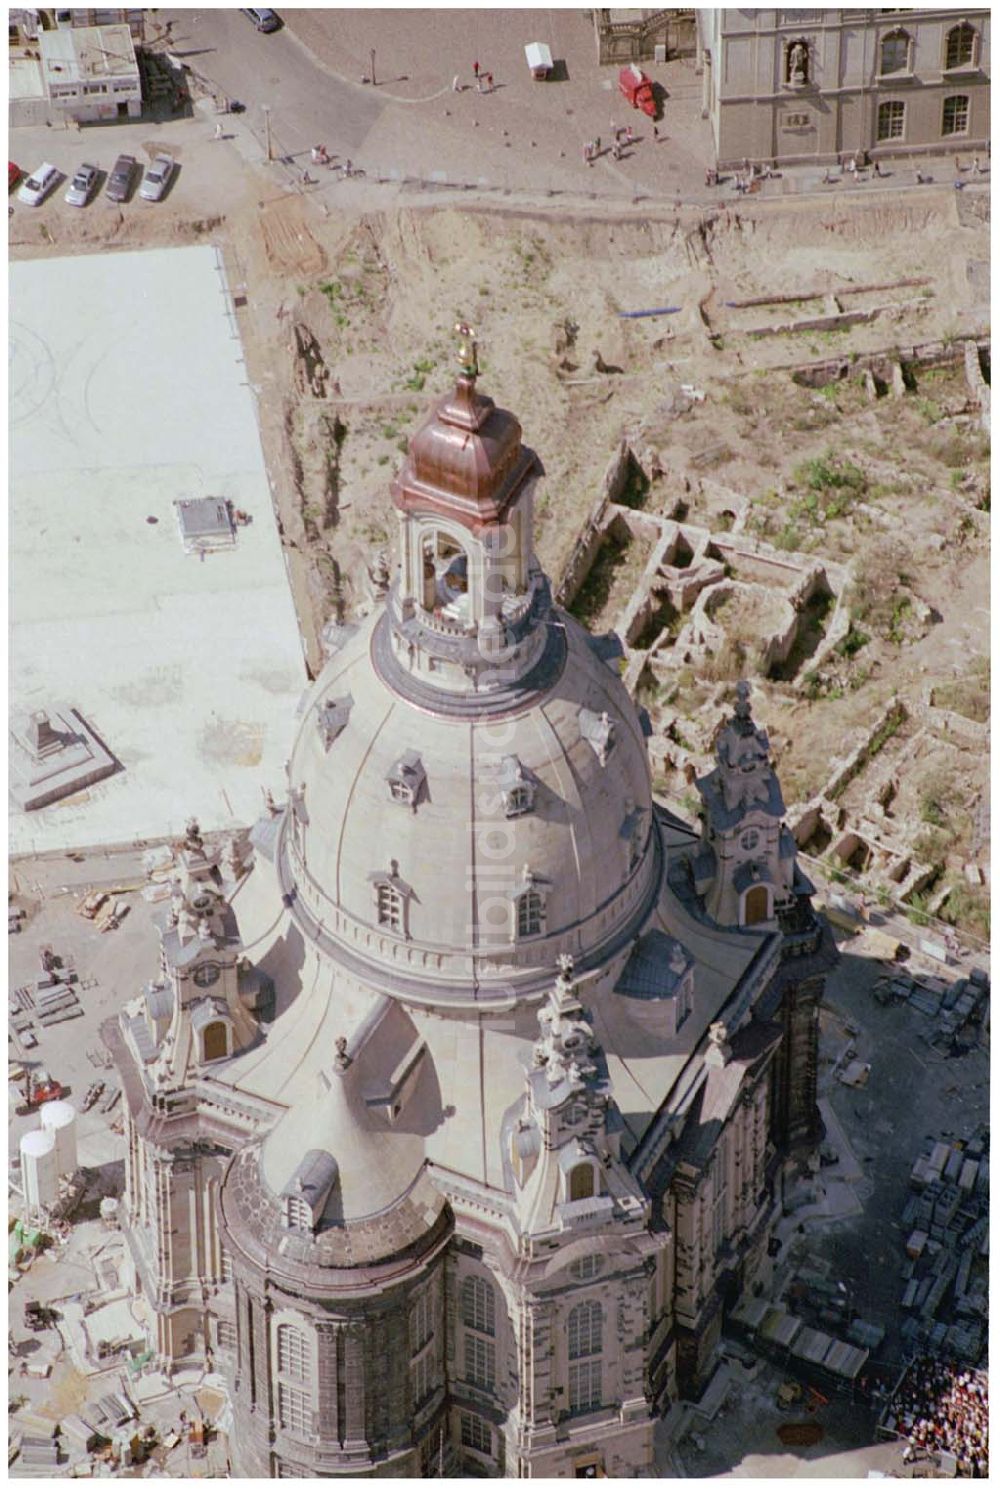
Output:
[368, 861, 413, 937]
[317, 694, 352, 752]
[280, 1149, 339, 1235]
[499, 754, 536, 818]
[621, 802, 646, 871]
[580, 708, 615, 767]
[512, 868, 549, 940]
[386, 749, 426, 809]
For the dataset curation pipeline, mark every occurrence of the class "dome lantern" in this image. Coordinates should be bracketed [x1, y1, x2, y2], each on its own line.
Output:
[386, 325, 552, 695]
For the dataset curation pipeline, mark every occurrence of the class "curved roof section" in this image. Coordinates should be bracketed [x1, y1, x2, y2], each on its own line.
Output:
[282, 606, 658, 1002]
[391, 375, 536, 534]
[260, 996, 435, 1223]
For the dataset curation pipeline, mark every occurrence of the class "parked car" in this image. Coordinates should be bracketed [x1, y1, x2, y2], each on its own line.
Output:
[9, 161, 23, 191]
[138, 153, 174, 201]
[65, 162, 99, 207]
[242, 7, 281, 31]
[17, 163, 59, 206]
[105, 153, 136, 203]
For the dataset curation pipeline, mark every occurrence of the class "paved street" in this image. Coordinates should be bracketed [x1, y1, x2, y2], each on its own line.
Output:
[162, 6, 711, 197]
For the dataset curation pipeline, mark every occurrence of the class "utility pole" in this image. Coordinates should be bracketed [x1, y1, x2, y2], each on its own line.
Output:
[262, 103, 272, 162]
[369, 47, 376, 86]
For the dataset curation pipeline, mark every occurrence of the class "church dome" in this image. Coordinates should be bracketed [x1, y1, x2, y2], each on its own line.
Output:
[278, 608, 660, 1007]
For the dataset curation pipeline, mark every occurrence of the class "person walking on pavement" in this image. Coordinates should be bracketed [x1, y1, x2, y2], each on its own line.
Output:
[214, 122, 224, 140]
[473, 59, 480, 86]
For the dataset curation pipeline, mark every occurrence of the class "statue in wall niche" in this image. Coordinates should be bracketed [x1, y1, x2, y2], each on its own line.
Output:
[787, 39, 809, 85]
[371, 549, 391, 596]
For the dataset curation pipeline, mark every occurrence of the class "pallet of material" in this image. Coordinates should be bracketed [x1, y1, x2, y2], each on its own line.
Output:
[35, 994, 78, 1017]
[59, 1415, 101, 1451]
[12, 1413, 59, 1440]
[36, 981, 77, 1003]
[38, 1007, 85, 1028]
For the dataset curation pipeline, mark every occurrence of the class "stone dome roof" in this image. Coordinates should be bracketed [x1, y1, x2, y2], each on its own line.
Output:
[279, 606, 660, 1007]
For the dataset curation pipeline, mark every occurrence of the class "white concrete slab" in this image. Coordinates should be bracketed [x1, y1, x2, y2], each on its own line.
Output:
[10, 246, 307, 854]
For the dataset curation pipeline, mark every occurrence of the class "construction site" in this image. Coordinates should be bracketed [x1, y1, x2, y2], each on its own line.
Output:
[8, 8, 990, 1480]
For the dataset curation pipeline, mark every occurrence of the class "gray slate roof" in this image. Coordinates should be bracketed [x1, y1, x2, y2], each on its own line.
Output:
[616, 929, 693, 1000]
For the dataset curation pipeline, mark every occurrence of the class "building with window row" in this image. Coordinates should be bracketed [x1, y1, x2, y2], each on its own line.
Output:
[110, 332, 832, 1478]
[698, 8, 990, 169]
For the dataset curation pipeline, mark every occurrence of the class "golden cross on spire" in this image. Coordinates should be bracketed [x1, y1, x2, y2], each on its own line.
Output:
[454, 320, 479, 379]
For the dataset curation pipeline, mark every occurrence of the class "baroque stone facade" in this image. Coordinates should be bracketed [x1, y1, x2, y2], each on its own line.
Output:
[111, 333, 832, 1477]
[698, 8, 991, 169]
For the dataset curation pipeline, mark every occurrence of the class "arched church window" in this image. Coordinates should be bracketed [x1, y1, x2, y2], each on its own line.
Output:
[277, 1323, 309, 1382]
[743, 884, 770, 925]
[879, 28, 910, 75]
[202, 1020, 229, 1063]
[516, 888, 545, 938]
[461, 1276, 496, 1391]
[945, 23, 976, 70]
[942, 95, 970, 136]
[567, 1301, 603, 1413]
[461, 1276, 495, 1336]
[569, 1163, 596, 1202]
[276, 1323, 311, 1435]
[568, 1300, 602, 1359]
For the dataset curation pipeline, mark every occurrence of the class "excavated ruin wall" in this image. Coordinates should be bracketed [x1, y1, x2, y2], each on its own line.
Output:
[555, 441, 632, 607]
[963, 339, 991, 434]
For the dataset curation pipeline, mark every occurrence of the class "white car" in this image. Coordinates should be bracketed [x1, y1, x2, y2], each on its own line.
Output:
[65, 162, 99, 207]
[17, 162, 59, 206]
[138, 153, 174, 201]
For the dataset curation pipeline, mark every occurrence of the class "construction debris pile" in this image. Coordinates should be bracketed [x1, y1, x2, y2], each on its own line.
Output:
[872, 965, 990, 1055]
[880, 1357, 988, 1477]
[898, 1124, 989, 1364]
[10, 943, 92, 1047]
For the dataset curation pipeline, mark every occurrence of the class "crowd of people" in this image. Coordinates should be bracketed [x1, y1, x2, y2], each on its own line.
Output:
[883, 1355, 988, 1477]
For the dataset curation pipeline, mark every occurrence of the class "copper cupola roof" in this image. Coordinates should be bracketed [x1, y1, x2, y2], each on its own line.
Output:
[391, 322, 537, 535]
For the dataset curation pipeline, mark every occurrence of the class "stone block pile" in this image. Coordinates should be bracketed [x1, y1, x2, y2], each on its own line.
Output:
[897, 1123, 989, 1364]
